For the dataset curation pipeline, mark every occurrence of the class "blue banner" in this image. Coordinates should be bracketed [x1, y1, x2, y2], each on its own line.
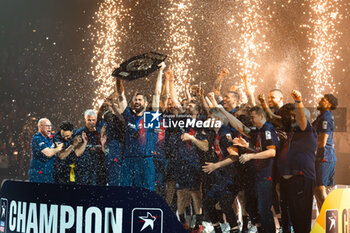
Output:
[0, 181, 186, 233]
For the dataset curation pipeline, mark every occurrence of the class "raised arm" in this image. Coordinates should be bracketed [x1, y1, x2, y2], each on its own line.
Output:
[217, 105, 251, 137]
[257, 94, 282, 127]
[291, 90, 307, 131]
[212, 68, 229, 102]
[184, 78, 191, 100]
[167, 68, 181, 109]
[97, 91, 116, 120]
[116, 79, 127, 113]
[241, 74, 256, 107]
[152, 62, 166, 112]
[160, 73, 169, 112]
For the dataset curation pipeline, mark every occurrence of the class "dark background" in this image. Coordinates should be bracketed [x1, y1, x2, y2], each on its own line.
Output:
[0, 0, 350, 184]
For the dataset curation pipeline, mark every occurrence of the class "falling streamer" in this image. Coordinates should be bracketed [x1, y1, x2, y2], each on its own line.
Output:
[90, 0, 131, 109]
[301, 0, 344, 105]
[227, 0, 270, 103]
[162, 0, 196, 96]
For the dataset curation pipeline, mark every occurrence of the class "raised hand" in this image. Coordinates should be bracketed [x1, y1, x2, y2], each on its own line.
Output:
[219, 68, 229, 77]
[257, 94, 266, 104]
[291, 90, 302, 102]
[158, 61, 166, 71]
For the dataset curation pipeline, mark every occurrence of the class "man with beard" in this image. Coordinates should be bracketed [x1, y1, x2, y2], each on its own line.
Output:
[277, 90, 317, 233]
[268, 89, 284, 114]
[118, 92, 154, 190]
[117, 63, 166, 191]
[53, 121, 88, 184]
[75, 110, 106, 185]
[313, 94, 338, 211]
[170, 99, 209, 232]
[260, 89, 285, 230]
[29, 118, 63, 183]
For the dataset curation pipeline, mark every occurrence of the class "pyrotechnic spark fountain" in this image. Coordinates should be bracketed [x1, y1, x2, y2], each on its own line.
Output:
[161, 0, 196, 96]
[90, 0, 131, 109]
[301, 0, 344, 105]
[227, 0, 270, 103]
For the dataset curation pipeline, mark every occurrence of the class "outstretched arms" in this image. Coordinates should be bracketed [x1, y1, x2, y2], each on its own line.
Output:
[291, 90, 307, 131]
[152, 62, 166, 112]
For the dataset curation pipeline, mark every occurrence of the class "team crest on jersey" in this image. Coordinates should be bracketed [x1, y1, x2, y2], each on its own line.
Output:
[265, 131, 272, 140]
[322, 121, 328, 130]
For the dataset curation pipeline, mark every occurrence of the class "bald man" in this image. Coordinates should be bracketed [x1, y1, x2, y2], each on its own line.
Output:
[268, 89, 284, 114]
[28, 118, 63, 183]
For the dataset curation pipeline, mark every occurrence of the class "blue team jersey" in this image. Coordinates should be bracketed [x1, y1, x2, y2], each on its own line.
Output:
[29, 132, 56, 183]
[104, 115, 124, 164]
[122, 106, 155, 158]
[53, 132, 76, 184]
[282, 121, 318, 180]
[149, 124, 166, 159]
[210, 124, 236, 179]
[169, 118, 208, 169]
[74, 123, 104, 185]
[248, 122, 280, 180]
[312, 110, 336, 162]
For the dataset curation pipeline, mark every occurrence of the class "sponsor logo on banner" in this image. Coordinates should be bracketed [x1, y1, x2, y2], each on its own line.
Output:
[311, 188, 350, 233]
[143, 112, 222, 129]
[0, 199, 8, 233]
[131, 208, 163, 233]
[325, 210, 338, 233]
[0, 181, 187, 233]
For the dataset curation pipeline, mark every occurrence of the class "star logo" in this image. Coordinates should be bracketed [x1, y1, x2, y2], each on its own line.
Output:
[150, 111, 162, 123]
[131, 208, 163, 233]
[144, 111, 161, 129]
[139, 212, 157, 231]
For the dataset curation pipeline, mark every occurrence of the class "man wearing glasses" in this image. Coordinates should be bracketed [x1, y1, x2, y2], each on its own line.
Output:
[28, 118, 63, 183]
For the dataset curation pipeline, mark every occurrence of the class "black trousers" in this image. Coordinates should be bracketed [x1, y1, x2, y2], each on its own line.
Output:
[280, 175, 315, 233]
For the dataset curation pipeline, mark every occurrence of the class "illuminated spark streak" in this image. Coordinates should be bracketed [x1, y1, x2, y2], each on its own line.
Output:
[163, 0, 196, 96]
[90, 0, 131, 108]
[228, 0, 270, 103]
[302, 0, 343, 105]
